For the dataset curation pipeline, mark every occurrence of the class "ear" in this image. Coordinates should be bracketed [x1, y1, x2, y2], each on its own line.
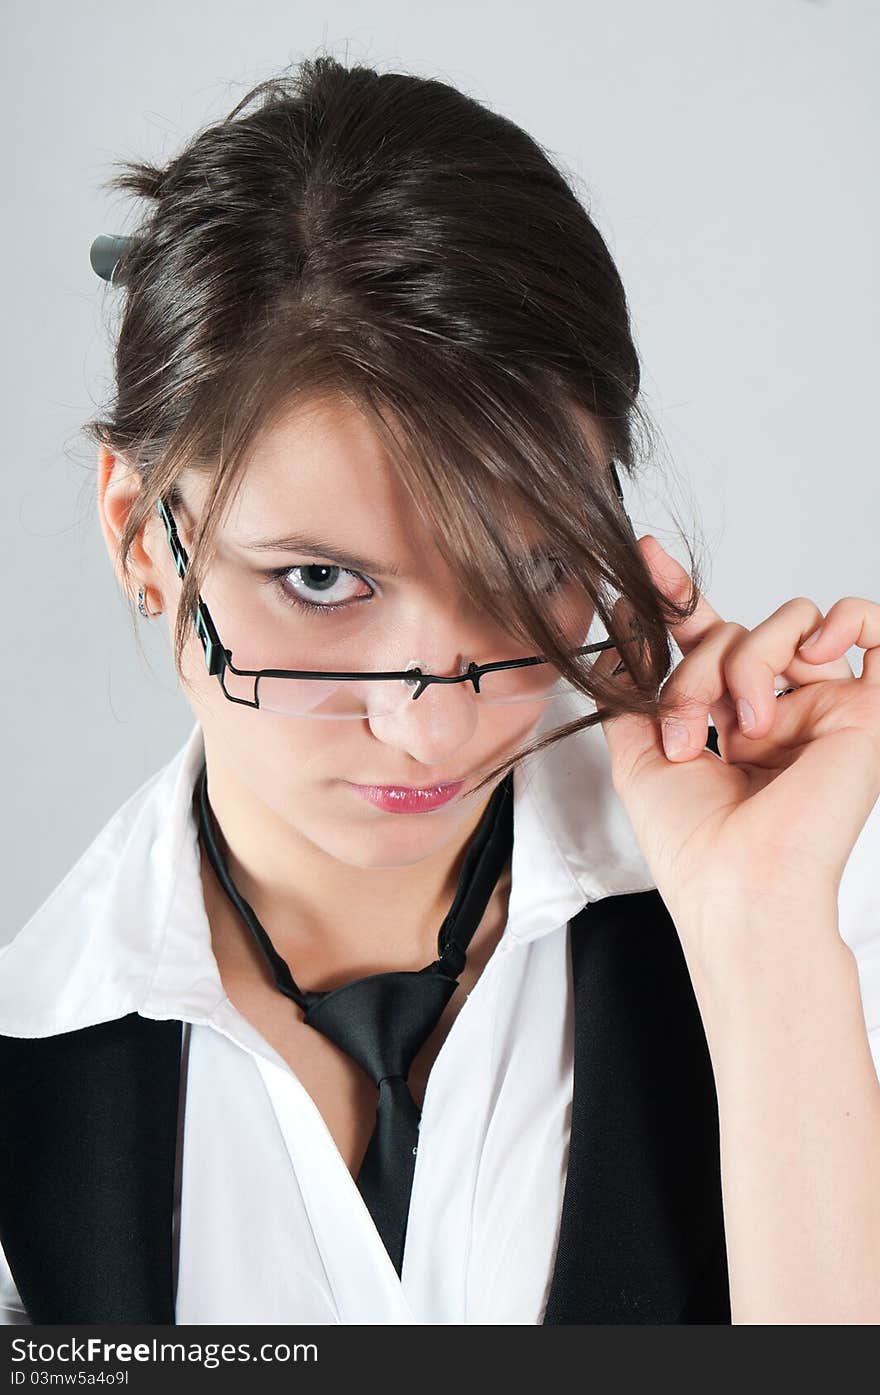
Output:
[96, 445, 166, 613]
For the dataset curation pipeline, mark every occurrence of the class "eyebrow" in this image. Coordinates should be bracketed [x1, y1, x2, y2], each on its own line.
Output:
[237, 532, 402, 577]
[237, 532, 557, 580]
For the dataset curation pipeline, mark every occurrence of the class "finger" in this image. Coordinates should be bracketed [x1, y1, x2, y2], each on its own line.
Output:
[655, 630, 844, 762]
[707, 682, 820, 769]
[637, 541, 859, 753]
[796, 596, 880, 686]
[636, 536, 725, 657]
[657, 618, 751, 759]
[593, 596, 665, 776]
[640, 538, 854, 686]
[722, 597, 859, 740]
[636, 536, 744, 753]
[595, 592, 738, 769]
[774, 655, 856, 685]
[641, 536, 857, 679]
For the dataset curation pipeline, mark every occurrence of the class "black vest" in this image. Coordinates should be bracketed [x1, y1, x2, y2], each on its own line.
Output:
[0, 734, 731, 1325]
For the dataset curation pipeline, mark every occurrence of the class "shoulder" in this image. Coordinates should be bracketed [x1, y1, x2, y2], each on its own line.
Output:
[0, 722, 205, 1038]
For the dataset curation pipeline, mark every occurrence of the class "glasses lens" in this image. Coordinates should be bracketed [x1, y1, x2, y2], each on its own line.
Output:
[475, 657, 568, 705]
[250, 672, 416, 719]
[219, 653, 599, 718]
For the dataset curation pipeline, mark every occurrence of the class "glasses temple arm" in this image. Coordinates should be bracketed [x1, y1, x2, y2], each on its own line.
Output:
[155, 496, 227, 676]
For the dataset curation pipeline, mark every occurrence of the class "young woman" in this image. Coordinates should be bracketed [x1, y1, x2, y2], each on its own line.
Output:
[1, 55, 879, 1326]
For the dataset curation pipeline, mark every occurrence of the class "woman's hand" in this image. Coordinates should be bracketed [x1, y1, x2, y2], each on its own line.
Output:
[595, 535, 880, 963]
[596, 538, 880, 1326]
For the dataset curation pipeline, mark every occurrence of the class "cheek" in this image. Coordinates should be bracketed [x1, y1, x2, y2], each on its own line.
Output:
[469, 698, 556, 768]
[560, 594, 599, 654]
[178, 636, 334, 782]
[224, 709, 338, 785]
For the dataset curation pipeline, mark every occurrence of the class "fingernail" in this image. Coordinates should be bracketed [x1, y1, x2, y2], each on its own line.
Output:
[736, 697, 756, 732]
[799, 624, 824, 651]
[662, 719, 689, 757]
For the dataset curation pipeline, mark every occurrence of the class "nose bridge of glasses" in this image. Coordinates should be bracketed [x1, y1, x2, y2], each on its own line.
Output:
[405, 650, 472, 676]
[403, 654, 477, 699]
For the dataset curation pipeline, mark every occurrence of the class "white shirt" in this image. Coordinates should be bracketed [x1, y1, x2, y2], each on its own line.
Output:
[2, 693, 880, 1324]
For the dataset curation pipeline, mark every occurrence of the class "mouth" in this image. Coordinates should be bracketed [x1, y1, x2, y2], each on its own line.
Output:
[344, 779, 466, 814]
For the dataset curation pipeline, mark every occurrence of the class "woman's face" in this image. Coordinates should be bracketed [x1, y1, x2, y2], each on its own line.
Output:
[150, 394, 595, 871]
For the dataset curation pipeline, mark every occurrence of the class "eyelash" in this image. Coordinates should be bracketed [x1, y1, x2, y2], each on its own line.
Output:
[266, 565, 374, 616]
[264, 557, 570, 617]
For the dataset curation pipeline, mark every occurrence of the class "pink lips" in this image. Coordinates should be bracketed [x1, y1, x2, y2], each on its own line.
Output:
[346, 780, 466, 813]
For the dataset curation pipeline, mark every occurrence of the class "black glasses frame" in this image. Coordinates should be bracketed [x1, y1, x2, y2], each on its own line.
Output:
[155, 489, 623, 712]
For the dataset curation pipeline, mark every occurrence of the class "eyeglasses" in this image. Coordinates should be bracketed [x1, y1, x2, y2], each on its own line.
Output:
[155, 492, 622, 719]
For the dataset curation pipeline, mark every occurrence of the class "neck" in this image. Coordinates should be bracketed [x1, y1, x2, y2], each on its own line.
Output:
[194, 747, 512, 985]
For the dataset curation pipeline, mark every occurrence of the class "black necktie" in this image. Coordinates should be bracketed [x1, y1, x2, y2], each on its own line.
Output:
[194, 763, 515, 1277]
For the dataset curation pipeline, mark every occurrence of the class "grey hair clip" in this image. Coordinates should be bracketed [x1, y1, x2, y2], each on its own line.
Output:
[89, 234, 136, 286]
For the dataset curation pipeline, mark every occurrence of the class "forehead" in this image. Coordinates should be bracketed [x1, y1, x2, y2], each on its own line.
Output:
[183, 390, 606, 557]
[231, 393, 413, 538]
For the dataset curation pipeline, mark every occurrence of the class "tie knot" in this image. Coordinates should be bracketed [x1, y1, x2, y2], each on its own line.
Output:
[302, 970, 459, 1086]
[438, 939, 467, 978]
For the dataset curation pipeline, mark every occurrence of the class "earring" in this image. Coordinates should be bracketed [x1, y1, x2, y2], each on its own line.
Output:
[137, 587, 162, 619]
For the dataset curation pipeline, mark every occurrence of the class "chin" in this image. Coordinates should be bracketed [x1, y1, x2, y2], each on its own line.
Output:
[317, 807, 471, 870]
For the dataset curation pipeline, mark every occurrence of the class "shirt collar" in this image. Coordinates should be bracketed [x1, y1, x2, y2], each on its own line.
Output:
[0, 694, 655, 1037]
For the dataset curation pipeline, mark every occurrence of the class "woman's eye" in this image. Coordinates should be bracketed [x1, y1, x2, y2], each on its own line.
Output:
[530, 556, 569, 591]
[275, 565, 373, 612]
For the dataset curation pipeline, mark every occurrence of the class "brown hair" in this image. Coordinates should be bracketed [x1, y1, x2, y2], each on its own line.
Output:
[84, 53, 704, 795]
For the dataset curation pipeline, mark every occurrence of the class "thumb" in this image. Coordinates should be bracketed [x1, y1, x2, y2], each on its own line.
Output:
[592, 598, 664, 787]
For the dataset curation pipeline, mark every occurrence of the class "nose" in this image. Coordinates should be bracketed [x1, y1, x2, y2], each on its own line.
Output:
[366, 653, 481, 765]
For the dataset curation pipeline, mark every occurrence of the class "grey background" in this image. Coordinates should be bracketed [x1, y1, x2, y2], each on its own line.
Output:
[3, 0, 876, 942]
